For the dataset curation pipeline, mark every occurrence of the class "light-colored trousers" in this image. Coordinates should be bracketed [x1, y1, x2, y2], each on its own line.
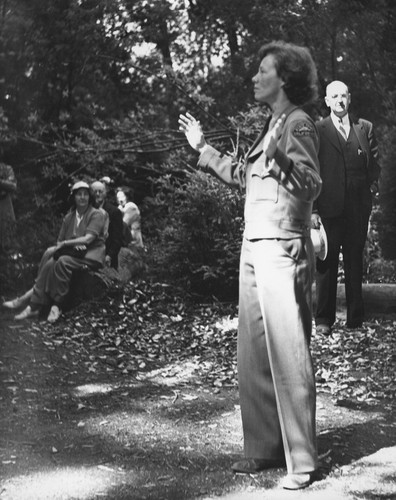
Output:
[238, 237, 318, 474]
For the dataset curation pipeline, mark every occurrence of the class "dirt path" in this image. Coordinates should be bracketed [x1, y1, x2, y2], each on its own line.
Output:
[0, 312, 395, 500]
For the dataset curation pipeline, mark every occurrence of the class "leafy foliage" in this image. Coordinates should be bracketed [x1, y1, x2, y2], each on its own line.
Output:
[144, 161, 244, 298]
[1, 0, 396, 293]
[378, 125, 396, 259]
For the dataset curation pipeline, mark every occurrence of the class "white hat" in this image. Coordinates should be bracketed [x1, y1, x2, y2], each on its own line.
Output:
[311, 223, 328, 260]
[71, 180, 90, 193]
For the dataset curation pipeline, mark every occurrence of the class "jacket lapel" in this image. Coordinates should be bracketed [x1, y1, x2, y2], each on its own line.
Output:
[353, 120, 371, 168]
[320, 116, 342, 153]
[353, 121, 369, 153]
[246, 105, 299, 161]
[246, 117, 271, 160]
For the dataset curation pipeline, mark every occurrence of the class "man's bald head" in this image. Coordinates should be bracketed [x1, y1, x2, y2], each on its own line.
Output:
[325, 80, 350, 118]
[326, 80, 349, 97]
[91, 181, 106, 192]
[91, 181, 107, 207]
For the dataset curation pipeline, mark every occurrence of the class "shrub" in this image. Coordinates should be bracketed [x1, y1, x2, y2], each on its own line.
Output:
[144, 166, 244, 299]
[378, 124, 396, 259]
[0, 209, 61, 296]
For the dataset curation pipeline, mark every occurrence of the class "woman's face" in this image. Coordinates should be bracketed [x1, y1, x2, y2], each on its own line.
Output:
[74, 188, 90, 210]
[117, 191, 127, 207]
[252, 54, 283, 107]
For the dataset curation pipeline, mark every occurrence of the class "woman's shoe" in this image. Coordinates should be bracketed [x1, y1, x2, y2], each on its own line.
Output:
[3, 297, 26, 310]
[3, 289, 33, 310]
[14, 306, 39, 321]
[281, 472, 313, 490]
[47, 305, 61, 323]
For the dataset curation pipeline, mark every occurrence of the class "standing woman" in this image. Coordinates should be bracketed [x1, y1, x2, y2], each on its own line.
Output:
[0, 162, 17, 254]
[179, 41, 322, 490]
[116, 188, 144, 249]
[3, 181, 107, 323]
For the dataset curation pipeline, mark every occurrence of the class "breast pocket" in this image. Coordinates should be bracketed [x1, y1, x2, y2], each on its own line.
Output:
[249, 160, 279, 202]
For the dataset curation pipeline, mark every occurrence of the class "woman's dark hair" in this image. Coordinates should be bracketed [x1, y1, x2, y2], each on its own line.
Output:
[258, 41, 318, 106]
[116, 186, 134, 201]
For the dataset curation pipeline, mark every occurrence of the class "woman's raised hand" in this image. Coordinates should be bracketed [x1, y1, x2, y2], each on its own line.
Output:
[178, 112, 207, 153]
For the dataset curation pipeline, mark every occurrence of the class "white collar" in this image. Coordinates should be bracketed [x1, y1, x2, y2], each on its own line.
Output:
[331, 113, 349, 128]
[75, 211, 85, 226]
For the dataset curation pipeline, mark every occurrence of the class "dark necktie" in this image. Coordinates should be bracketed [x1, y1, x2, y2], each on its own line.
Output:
[338, 119, 348, 141]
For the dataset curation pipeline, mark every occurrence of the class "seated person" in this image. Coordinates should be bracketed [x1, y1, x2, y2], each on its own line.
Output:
[91, 180, 123, 269]
[2, 181, 107, 323]
[116, 188, 144, 249]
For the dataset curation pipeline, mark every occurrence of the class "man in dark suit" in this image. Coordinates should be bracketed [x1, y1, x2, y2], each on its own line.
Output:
[91, 180, 123, 269]
[312, 81, 380, 335]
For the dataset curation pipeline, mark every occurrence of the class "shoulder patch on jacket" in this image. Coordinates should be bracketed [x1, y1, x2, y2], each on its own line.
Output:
[292, 121, 315, 137]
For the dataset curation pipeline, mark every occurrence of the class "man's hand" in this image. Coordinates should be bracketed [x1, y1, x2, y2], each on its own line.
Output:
[311, 213, 322, 229]
[178, 113, 207, 153]
[263, 114, 286, 160]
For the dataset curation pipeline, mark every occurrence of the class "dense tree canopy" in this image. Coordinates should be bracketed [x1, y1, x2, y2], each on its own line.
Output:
[1, 0, 395, 130]
[0, 0, 395, 293]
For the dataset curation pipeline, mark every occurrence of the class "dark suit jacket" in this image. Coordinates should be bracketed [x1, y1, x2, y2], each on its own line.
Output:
[102, 201, 123, 268]
[314, 115, 380, 218]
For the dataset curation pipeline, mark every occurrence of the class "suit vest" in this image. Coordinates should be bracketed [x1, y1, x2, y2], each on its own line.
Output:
[338, 126, 367, 179]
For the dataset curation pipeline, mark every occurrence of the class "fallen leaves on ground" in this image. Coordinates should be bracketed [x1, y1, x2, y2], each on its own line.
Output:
[37, 280, 395, 406]
[312, 318, 396, 407]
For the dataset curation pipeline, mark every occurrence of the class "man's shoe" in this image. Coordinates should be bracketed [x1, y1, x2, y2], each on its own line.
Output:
[3, 297, 26, 310]
[316, 324, 331, 336]
[47, 305, 61, 323]
[14, 306, 39, 321]
[281, 472, 312, 490]
[231, 457, 286, 474]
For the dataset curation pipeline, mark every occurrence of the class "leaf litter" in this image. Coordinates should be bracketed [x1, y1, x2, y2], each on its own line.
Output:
[37, 280, 395, 407]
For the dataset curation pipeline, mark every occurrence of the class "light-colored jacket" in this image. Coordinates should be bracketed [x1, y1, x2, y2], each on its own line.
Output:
[198, 105, 322, 239]
[57, 205, 107, 265]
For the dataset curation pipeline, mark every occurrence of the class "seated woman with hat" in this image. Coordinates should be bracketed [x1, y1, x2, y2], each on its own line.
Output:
[3, 181, 108, 323]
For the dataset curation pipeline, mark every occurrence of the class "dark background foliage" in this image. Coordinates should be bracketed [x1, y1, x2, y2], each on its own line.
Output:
[0, 0, 395, 297]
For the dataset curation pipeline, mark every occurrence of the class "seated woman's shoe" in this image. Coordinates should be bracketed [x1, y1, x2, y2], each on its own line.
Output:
[47, 305, 61, 323]
[3, 289, 33, 310]
[14, 306, 39, 321]
[280, 472, 313, 490]
[3, 297, 26, 310]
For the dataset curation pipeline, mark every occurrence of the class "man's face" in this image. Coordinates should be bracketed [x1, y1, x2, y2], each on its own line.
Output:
[252, 54, 284, 106]
[91, 182, 107, 206]
[325, 82, 350, 117]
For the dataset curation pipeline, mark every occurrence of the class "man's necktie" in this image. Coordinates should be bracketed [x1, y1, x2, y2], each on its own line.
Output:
[338, 119, 348, 141]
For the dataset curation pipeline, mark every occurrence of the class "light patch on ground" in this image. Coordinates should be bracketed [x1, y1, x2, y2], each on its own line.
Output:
[136, 359, 208, 386]
[202, 447, 396, 499]
[0, 466, 126, 500]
